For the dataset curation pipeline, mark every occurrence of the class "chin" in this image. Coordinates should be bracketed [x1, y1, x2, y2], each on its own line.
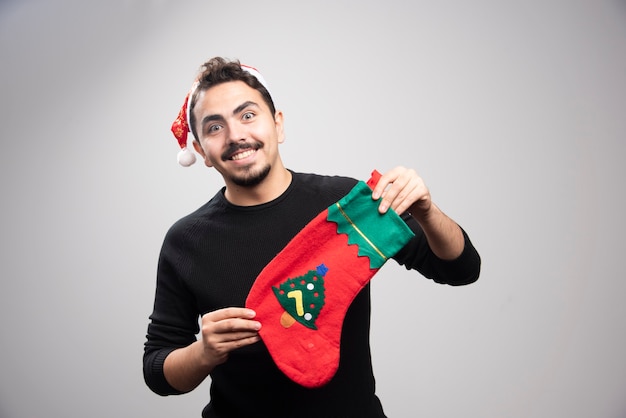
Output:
[230, 164, 271, 187]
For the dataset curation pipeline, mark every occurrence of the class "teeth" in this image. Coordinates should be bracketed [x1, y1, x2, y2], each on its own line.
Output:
[232, 149, 255, 161]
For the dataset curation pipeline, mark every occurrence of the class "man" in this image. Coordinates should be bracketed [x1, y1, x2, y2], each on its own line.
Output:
[144, 57, 480, 417]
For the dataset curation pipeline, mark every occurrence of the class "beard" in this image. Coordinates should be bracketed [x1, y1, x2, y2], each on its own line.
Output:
[221, 141, 271, 187]
[228, 163, 271, 187]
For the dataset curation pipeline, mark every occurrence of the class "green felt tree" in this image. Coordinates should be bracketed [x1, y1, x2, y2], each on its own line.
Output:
[272, 264, 328, 329]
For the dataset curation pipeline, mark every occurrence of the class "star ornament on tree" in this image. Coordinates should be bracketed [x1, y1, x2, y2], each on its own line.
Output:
[272, 264, 328, 329]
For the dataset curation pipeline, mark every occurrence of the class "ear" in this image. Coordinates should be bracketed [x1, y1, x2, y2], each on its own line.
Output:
[274, 110, 286, 144]
[193, 140, 213, 168]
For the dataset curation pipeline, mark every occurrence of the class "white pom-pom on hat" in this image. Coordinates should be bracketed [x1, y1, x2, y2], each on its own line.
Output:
[177, 147, 197, 167]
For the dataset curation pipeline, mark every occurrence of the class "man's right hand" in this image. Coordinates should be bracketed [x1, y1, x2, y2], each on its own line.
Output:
[163, 307, 261, 392]
[199, 307, 262, 366]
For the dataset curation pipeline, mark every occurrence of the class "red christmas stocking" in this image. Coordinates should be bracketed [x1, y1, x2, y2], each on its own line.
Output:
[245, 170, 415, 388]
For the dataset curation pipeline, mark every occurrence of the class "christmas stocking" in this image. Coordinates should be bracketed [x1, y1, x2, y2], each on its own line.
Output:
[245, 170, 415, 388]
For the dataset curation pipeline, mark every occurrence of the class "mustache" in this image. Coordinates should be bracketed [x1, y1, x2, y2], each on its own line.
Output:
[222, 142, 262, 161]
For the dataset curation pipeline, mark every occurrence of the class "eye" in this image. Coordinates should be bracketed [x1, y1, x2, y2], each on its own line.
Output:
[207, 124, 223, 134]
[242, 111, 255, 121]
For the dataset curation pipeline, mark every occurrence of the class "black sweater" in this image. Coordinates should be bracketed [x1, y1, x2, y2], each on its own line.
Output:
[144, 171, 480, 418]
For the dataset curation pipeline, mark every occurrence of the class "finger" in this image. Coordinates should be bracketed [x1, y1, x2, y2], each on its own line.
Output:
[204, 317, 262, 336]
[378, 171, 412, 213]
[214, 333, 261, 354]
[218, 330, 261, 344]
[225, 334, 261, 350]
[389, 182, 421, 214]
[203, 333, 261, 363]
[203, 307, 257, 322]
[371, 166, 403, 200]
[202, 325, 260, 348]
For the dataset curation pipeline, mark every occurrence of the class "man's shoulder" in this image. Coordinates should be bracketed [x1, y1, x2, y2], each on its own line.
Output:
[164, 191, 224, 238]
[292, 171, 358, 196]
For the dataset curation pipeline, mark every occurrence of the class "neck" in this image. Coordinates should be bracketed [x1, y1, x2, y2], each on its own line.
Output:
[224, 164, 292, 206]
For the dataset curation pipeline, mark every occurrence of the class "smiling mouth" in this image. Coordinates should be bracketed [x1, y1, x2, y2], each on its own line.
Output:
[224, 142, 262, 162]
[231, 149, 256, 161]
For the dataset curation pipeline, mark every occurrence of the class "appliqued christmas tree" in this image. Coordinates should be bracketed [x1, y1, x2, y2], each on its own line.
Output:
[272, 264, 327, 330]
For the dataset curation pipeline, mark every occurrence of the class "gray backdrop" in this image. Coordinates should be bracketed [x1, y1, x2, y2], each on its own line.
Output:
[1, 1, 625, 417]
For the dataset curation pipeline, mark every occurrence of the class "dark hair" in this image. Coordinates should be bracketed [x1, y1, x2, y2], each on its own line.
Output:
[188, 57, 276, 141]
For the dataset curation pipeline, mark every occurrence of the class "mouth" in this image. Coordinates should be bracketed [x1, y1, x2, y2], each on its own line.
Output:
[230, 148, 256, 161]
[223, 143, 262, 162]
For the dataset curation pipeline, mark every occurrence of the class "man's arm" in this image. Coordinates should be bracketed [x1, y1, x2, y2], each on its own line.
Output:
[407, 201, 465, 260]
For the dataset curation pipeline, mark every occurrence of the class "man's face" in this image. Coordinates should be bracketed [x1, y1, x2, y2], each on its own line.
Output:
[192, 80, 284, 187]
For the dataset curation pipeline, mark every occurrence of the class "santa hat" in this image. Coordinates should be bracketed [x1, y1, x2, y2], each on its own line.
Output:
[170, 64, 272, 167]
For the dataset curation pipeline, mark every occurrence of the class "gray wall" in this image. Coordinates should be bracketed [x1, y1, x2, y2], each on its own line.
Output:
[1, 1, 625, 417]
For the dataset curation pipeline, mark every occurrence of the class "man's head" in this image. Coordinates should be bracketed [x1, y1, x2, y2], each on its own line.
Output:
[179, 57, 286, 190]
[188, 57, 276, 142]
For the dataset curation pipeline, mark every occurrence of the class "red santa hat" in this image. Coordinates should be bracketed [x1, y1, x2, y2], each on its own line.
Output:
[170, 64, 271, 167]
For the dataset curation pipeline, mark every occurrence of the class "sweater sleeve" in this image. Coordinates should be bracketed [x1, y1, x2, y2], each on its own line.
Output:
[393, 213, 481, 286]
[143, 223, 201, 396]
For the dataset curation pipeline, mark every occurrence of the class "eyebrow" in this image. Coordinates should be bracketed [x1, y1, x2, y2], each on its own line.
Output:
[201, 101, 260, 131]
[233, 101, 259, 115]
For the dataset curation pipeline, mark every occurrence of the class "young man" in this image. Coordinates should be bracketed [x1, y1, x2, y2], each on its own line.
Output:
[144, 57, 481, 417]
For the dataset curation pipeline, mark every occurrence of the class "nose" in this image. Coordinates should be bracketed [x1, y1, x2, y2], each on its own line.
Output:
[226, 121, 246, 143]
